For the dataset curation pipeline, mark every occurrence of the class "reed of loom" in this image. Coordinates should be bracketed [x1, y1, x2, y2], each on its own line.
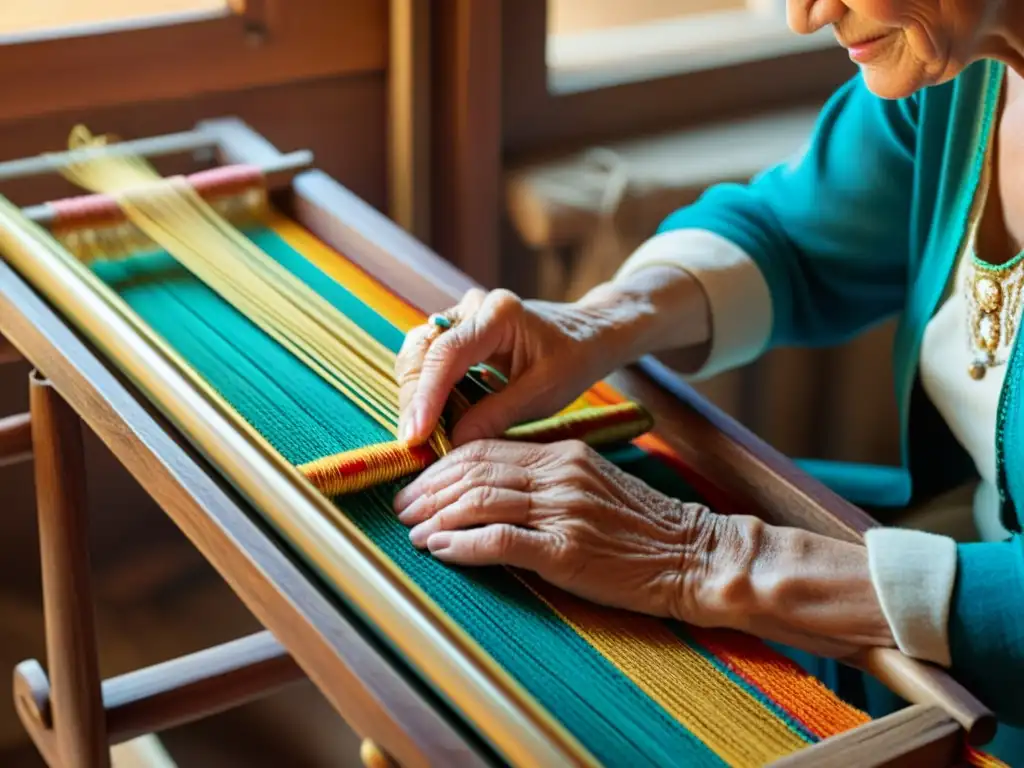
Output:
[0, 123, 1001, 768]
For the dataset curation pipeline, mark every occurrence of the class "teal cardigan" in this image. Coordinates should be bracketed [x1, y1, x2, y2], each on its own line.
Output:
[659, 59, 1024, 729]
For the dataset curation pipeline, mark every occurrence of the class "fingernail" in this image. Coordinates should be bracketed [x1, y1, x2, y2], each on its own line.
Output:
[400, 402, 424, 443]
[393, 490, 411, 514]
[426, 532, 452, 553]
[410, 521, 433, 548]
[396, 502, 420, 524]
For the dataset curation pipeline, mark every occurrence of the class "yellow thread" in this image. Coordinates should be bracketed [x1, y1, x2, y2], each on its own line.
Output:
[524, 577, 809, 767]
[53, 127, 451, 455]
[299, 443, 434, 496]
[506, 402, 653, 443]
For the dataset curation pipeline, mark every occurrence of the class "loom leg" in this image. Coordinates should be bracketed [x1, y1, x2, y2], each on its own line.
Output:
[24, 371, 110, 768]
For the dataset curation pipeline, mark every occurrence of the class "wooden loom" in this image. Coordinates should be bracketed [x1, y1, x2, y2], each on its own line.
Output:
[0, 120, 1002, 768]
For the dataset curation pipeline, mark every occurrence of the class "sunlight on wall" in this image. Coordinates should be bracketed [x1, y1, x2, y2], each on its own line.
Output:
[548, 0, 747, 36]
[0, 0, 229, 36]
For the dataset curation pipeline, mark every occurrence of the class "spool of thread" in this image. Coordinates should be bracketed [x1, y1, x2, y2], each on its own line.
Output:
[298, 401, 654, 497]
[48, 164, 266, 230]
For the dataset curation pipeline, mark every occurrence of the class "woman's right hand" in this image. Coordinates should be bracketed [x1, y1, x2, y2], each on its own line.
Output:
[396, 288, 629, 447]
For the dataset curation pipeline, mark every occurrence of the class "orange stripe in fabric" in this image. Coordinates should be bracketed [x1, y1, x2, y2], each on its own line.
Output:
[522, 577, 810, 767]
[689, 626, 869, 738]
[268, 211, 426, 332]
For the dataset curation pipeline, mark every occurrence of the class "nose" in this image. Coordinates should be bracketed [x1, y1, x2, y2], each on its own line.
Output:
[787, 0, 846, 35]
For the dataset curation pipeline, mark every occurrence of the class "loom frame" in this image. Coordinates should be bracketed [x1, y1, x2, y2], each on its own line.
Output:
[0, 119, 995, 768]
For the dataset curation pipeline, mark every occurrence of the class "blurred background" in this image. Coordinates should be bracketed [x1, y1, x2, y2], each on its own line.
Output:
[0, 1, 900, 765]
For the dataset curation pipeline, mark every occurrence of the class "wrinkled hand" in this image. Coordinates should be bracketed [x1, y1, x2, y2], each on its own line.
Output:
[395, 288, 625, 447]
[393, 438, 733, 623]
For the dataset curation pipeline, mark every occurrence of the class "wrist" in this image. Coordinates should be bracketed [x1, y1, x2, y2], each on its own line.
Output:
[674, 511, 761, 627]
[709, 519, 896, 655]
[575, 266, 711, 368]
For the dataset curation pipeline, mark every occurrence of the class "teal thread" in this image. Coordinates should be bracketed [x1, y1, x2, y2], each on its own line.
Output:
[93, 229, 737, 767]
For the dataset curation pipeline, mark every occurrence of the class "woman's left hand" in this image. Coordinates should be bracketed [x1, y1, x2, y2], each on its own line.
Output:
[393, 438, 740, 623]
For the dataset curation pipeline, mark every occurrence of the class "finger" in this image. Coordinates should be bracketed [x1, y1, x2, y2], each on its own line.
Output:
[409, 487, 533, 548]
[394, 460, 532, 522]
[397, 440, 548, 506]
[408, 290, 524, 443]
[395, 324, 435, 437]
[451, 367, 565, 446]
[426, 524, 552, 569]
[396, 289, 486, 442]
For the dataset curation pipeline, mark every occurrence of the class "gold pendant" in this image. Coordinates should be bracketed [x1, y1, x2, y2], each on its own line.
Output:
[968, 361, 987, 380]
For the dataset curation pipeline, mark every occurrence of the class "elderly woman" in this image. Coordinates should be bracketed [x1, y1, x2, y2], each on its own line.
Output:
[393, 0, 1024, 760]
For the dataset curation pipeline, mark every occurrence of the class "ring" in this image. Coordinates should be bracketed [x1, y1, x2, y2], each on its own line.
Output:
[427, 311, 459, 339]
[429, 312, 454, 330]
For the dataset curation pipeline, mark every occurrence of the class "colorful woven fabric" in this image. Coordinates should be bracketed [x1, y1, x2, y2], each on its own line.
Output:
[81, 212, 1001, 767]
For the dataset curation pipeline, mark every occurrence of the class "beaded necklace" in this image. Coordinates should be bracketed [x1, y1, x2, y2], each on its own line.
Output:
[966, 246, 1024, 379]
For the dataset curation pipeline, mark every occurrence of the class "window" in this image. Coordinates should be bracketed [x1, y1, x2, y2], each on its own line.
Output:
[1, 0, 233, 40]
[546, 0, 835, 94]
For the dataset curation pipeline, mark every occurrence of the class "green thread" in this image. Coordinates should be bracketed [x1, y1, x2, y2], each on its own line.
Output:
[93, 227, 739, 767]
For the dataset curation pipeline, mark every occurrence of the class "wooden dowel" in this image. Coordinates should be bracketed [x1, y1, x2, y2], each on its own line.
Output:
[103, 631, 304, 743]
[769, 705, 961, 767]
[14, 631, 305, 746]
[0, 130, 216, 183]
[856, 647, 996, 746]
[30, 371, 109, 768]
[0, 334, 21, 364]
[23, 151, 313, 229]
[0, 412, 32, 465]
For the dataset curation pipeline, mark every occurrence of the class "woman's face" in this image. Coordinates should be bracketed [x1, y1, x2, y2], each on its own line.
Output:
[787, 1, 1014, 99]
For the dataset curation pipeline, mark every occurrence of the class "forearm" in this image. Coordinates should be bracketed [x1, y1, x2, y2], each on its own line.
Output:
[699, 516, 896, 659]
[575, 264, 712, 369]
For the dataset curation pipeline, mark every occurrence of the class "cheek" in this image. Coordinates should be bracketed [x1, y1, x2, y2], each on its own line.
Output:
[846, 0, 903, 24]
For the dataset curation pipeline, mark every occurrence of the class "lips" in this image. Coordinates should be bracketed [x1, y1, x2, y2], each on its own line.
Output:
[836, 32, 888, 49]
[835, 30, 893, 62]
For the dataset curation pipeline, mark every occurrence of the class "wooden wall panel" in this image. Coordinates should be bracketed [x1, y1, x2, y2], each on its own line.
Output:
[0, 72, 387, 211]
[0, 0, 387, 124]
[430, 0, 503, 288]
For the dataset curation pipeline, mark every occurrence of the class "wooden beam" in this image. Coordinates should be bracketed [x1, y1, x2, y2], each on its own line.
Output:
[432, 0, 502, 288]
[29, 372, 109, 768]
[388, 0, 432, 242]
[769, 705, 961, 767]
[15, 631, 304, 746]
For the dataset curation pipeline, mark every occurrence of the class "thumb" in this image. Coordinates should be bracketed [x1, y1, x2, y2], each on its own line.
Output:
[403, 307, 514, 443]
[450, 368, 566, 445]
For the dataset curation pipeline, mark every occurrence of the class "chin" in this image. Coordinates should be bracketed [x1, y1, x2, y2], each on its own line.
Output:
[858, 64, 944, 100]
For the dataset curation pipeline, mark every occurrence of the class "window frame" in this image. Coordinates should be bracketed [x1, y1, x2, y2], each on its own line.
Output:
[546, 6, 837, 95]
[501, 1, 854, 156]
[0, 0, 386, 124]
